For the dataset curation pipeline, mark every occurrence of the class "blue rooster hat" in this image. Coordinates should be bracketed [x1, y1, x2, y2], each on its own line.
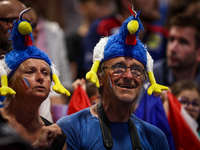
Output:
[0, 8, 70, 96]
[102, 10, 147, 66]
[6, 9, 52, 79]
[86, 5, 169, 95]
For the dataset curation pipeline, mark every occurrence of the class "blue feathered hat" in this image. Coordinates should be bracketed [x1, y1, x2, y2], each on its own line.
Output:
[86, 5, 169, 95]
[92, 7, 151, 69]
[0, 8, 70, 96]
[102, 11, 147, 66]
[6, 9, 52, 79]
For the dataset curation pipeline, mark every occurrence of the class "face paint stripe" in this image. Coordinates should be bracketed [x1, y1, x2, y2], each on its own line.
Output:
[109, 74, 114, 89]
[22, 78, 30, 89]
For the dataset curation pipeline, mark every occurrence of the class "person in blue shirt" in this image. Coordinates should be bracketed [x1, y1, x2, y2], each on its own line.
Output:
[57, 6, 169, 150]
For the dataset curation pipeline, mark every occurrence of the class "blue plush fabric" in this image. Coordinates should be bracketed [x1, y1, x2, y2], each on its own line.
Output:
[5, 19, 52, 78]
[0, 96, 5, 108]
[102, 15, 147, 66]
[134, 90, 176, 150]
[57, 108, 169, 150]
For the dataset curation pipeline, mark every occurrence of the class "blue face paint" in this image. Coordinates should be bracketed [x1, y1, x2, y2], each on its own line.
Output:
[22, 78, 30, 89]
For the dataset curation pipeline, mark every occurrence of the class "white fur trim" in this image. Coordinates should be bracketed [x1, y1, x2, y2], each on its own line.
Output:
[0, 56, 9, 76]
[146, 50, 154, 72]
[51, 62, 59, 76]
[93, 37, 108, 62]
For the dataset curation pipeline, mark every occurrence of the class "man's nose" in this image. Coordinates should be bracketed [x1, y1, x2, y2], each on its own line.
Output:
[168, 40, 179, 53]
[123, 67, 133, 79]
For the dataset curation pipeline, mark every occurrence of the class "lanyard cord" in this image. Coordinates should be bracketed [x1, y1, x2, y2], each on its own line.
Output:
[97, 101, 142, 150]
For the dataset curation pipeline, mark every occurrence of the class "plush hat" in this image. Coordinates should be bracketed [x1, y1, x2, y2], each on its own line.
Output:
[0, 8, 70, 96]
[86, 6, 168, 95]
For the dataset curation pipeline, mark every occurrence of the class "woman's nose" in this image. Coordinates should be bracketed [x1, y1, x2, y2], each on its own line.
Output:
[36, 72, 44, 83]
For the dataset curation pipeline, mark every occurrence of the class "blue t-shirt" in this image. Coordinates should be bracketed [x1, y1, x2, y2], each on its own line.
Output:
[57, 107, 169, 150]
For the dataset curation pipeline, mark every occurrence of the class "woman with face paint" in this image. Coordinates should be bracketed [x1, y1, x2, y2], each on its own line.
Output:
[0, 8, 68, 150]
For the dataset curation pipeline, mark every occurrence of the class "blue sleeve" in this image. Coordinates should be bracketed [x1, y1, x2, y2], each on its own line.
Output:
[132, 115, 170, 150]
[57, 115, 81, 150]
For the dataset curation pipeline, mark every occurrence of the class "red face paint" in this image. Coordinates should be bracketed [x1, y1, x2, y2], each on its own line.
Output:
[108, 74, 114, 89]
[22, 78, 30, 90]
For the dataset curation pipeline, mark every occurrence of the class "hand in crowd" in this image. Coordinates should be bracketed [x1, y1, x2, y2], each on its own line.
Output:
[72, 78, 86, 91]
[32, 124, 62, 150]
[153, 88, 171, 116]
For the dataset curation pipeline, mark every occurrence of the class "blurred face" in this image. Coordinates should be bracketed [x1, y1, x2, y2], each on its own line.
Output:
[27, 9, 38, 41]
[132, 0, 160, 21]
[99, 57, 146, 103]
[167, 26, 199, 70]
[0, 1, 28, 52]
[10, 59, 51, 100]
[177, 89, 200, 120]
[80, 0, 114, 22]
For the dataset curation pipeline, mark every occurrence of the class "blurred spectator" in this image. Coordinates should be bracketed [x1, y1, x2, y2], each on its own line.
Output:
[135, 83, 200, 149]
[63, 0, 81, 36]
[153, 0, 170, 26]
[170, 80, 200, 137]
[0, 0, 29, 107]
[72, 78, 100, 105]
[0, 123, 35, 150]
[66, 0, 115, 80]
[138, 0, 200, 103]
[86, 80, 100, 105]
[153, 14, 200, 86]
[166, 0, 200, 28]
[82, 0, 168, 78]
[67, 78, 100, 116]
[0, 0, 28, 56]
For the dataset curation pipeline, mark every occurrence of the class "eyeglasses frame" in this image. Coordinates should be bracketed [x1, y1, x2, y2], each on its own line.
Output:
[103, 62, 145, 78]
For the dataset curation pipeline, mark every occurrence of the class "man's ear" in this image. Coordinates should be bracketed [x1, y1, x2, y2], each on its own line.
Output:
[97, 71, 103, 87]
[142, 72, 147, 84]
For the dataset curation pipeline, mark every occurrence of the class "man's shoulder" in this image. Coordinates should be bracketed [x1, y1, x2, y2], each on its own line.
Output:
[131, 115, 169, 149]
[56, 108, 91, 127]
[131, 114, 166, 137]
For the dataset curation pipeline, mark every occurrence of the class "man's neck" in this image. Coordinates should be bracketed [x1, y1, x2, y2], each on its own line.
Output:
[102, 99, 132, 123]
[90, 100, 133, 123]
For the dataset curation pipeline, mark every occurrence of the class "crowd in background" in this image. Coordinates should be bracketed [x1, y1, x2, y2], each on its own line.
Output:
[0, 0, 200, 149]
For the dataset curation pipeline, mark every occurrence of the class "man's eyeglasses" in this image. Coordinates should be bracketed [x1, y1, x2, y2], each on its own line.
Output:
[103, 62, 145, 78]
[0, 17, 37, 30]
[28, 21, 37, 31]
[178, 97, 200, 110]
[0, 17, 18, 27]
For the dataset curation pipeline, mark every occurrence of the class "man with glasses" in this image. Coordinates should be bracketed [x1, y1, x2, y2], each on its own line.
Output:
[153, 14, 200, 87]
[0, 1, 53, 123]
[57, 7, 169, 150]
[0, 0, 29, 108]
[0, 0, 31, 56]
